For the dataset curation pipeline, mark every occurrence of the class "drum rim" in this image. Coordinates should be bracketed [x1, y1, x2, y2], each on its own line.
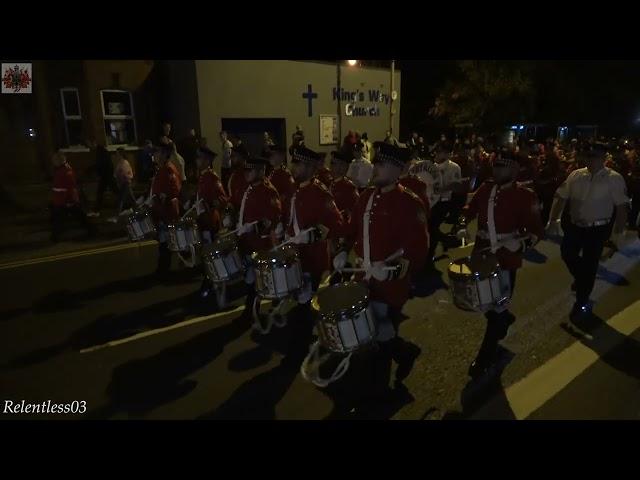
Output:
[313, 281, 369, 320]
[251, 246, 300, 267]
[447, 256, 499, 281]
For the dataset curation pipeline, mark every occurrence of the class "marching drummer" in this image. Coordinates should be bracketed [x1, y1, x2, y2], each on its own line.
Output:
[195, 147, 229, 297]
[226, 145, 251, 230]
[150, 143, 182, 278]
[328, 149, 360, 284]
[284, 146, 345, 363]
[457, 147, 544, 379]
[332, 142, 429, 394]
[235, 155, 283, 320]
[267, 145, 296, 228]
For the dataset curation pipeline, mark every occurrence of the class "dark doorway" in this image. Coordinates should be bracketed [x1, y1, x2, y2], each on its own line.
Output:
[221, 118, 286, 157]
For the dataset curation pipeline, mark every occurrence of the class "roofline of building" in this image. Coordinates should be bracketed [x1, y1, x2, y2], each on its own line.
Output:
[291, 60, 401, 72]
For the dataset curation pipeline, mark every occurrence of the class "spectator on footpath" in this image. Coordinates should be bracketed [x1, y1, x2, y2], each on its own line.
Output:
[220, 130, 234, 193]
[88, 139, 118, 217]
[137, 140, 155, 184]
[159, 121, 173, 146]
[180, 128, 200, 182]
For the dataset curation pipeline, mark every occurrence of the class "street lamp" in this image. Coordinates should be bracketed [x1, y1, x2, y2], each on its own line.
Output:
[347, 60, 358, 67]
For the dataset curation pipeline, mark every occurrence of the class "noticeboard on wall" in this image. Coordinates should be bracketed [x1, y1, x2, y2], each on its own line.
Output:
[319, 114, 338, 145]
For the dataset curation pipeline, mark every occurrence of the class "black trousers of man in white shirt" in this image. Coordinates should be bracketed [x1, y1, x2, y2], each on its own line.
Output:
[560, 214, 613, 309]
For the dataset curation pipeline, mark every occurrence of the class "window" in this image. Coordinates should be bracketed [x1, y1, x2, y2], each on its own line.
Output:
[100, 90, 137, 146]
[60, 88, 84, 146]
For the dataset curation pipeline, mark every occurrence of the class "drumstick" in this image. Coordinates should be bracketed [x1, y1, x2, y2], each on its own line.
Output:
[339, 267, 397, 273]
[272, 228, 314, 251]
[335, 249, 404, 274]
[219, 221, 258, 238]
[477, 235, 531, 253]
[181, 198, 204, 220]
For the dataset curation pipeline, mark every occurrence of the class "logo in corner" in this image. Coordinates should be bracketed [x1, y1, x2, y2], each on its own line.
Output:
[2, 63, 32, 94]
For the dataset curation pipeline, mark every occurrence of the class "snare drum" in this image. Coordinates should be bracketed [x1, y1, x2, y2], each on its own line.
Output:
[125, 208, 156, 241]
[447, 252, 511, 313]
[252, 245, 303, 299]
[201, 235, 243, 283]
[167, 219, 201, 252]
[312, 281, 376, 353]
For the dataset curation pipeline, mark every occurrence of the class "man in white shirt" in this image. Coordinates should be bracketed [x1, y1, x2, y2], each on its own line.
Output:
[427, 142, 462, 266]
[546, 142, 629, 320]
[346, 141, 374, 190]
[220, 130, 234, 193]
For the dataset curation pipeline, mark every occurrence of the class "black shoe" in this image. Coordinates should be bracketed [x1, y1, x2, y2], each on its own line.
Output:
[468, 358, 491, 380]
[394, 342, 422, 384]
[570, 301, 591, 319]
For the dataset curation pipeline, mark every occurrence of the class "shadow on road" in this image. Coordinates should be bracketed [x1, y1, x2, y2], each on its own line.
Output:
[561, 313, 640, 382]
[596, 265, 630, 287]
[85, 313, 254, 419]
[523, 247, 548, 264]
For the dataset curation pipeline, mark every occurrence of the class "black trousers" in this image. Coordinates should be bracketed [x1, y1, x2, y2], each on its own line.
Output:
[473, 270, 518, 366]
[561, 222, 610, 306]
[50, 204, 92, 240]
[95, 175, 119, 212]
[428, 200, 454, 259]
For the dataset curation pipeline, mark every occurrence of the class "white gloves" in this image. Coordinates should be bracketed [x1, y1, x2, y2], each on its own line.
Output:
[368, 261, 392, 282]
[137, 196, 145, 206]
[456, 228, 471, 243]
[144, 195, 154, 207]
[236, 222, 256, 236]
[274, 222, 284, 239]
[545, 219, 563, 237]
[222, 215, 233, 229]
[333, 251, 348, 270]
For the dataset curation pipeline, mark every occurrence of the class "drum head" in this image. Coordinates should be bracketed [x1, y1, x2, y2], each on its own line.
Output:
[468, 252, 500, 279]
[204, 235, 237, 256]
[314, 281, 368, 317]
[253, 245, 298, 266]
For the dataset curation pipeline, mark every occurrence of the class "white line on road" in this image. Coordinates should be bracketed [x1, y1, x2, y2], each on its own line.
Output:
[78, 299, 278, 354]
[0, 240, 156, 271]
[472, 298, 640, 420]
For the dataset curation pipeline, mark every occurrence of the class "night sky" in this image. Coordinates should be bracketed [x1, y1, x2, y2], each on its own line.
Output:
[396, 60, 640, 141]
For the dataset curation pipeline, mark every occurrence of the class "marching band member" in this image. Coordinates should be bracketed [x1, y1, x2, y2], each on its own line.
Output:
[283, 146, 345, 365]
[235, 155, 283, 322]
[267, 144, 296, 227]
[458, 147, 544, 379]
[150, 143, 182, 278]
[226, 144, 251, 229]
[195, 147, 228, 298]
[332, 141, 429, 393]
[328, 149, 360, 284]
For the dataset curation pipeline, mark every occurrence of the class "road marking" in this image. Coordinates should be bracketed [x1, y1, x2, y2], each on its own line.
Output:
[472, 299, 640, 420]
[0, 240, 156, 270]
[79, 299, 277, 354]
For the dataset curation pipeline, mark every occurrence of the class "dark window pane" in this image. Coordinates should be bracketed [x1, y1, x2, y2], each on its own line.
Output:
[66, 119, 84, 146]
[62, 90, 80, 117]
[104, 119, 136, 145]
[102, 91, 132, 116]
